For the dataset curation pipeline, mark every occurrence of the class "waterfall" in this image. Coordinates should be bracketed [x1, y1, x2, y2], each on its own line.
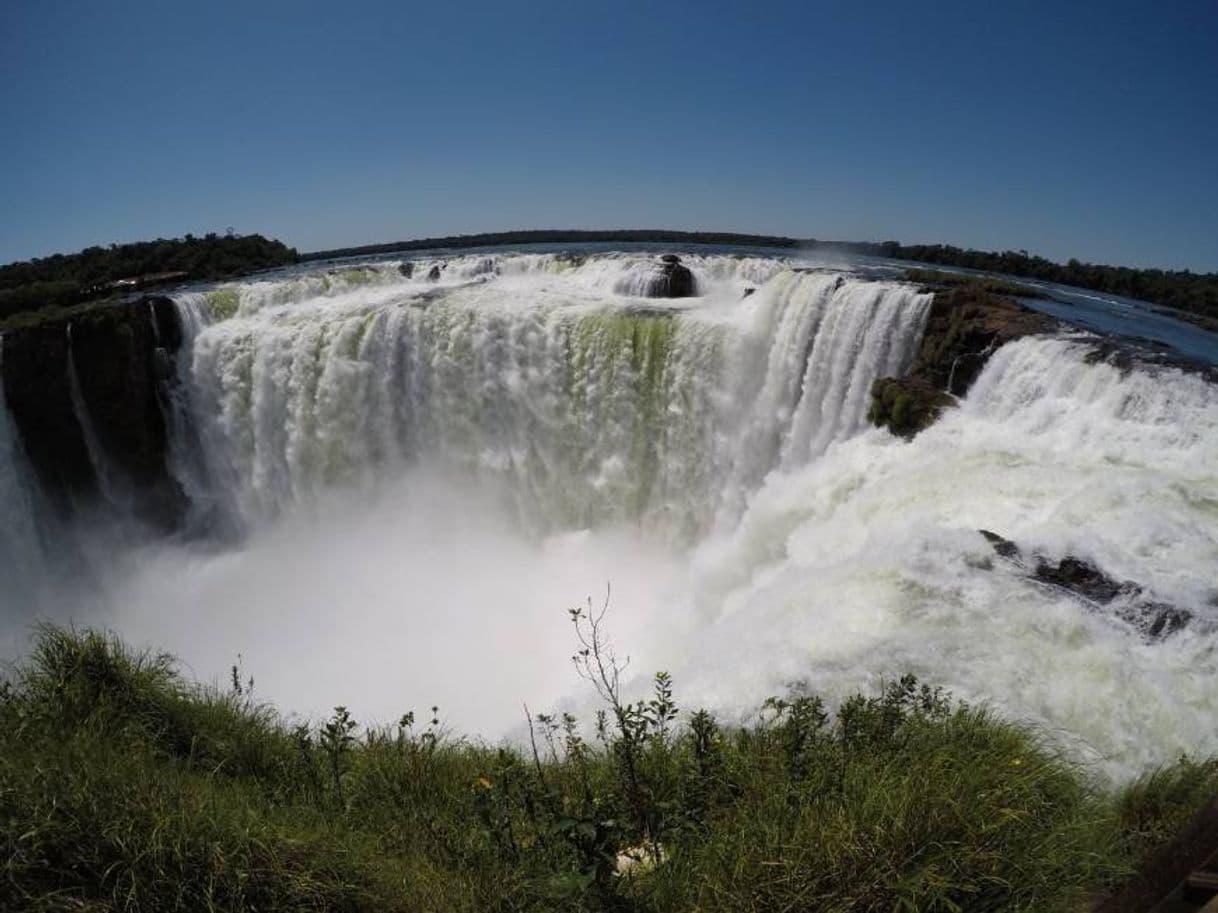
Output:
[0, 337, 45, 596]
[64, 323, 127, 510]
[5, 251, 1217, 774]
[683, 335, 1218, 777]
[171, 261, 931, 537]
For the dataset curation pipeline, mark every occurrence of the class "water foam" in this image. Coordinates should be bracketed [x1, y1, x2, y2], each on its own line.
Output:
[5, 254, 1216, 780]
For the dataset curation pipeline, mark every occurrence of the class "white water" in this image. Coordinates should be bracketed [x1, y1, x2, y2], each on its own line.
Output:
[172, 261, 927, 537]
[0, 337, 47, 628]
[2, 253, 1216, 780]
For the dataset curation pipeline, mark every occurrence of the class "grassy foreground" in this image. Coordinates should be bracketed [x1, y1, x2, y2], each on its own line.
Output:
[3, 618, 1216, 913]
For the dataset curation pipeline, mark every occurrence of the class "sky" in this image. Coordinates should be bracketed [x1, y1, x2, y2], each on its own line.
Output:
[2, 0, 1216, 270]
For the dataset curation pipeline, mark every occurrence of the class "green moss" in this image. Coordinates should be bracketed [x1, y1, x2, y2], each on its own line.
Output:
[205, 288, 241, 321]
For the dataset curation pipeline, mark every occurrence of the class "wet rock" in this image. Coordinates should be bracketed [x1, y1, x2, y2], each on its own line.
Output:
[1033, 556, 1132, 603]
[398, 262, 414, 279]
[426, 264, 442, 281]
[0, 297, 187, 529]
[642, 256, 695, 298]
[742, 287, 756, 298]
[868, 283, 1056, 438]
[868, 377, 956, 438]
[978, 529, 1019, 558]
[975, 529, 1192, 639]
[913, 286, 1055, 396]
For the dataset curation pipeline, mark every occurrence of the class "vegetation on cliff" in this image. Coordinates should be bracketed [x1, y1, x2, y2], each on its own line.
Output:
[869, 277, 1054, 438]
[0, 234, 298, 323]
[3, 619, 1215, 913]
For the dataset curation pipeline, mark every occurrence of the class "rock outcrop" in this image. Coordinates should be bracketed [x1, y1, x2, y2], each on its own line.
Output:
[976, 529, 1191, 639]
[0, 297, 186, 529]
[869, 282, 1056, 437]
[646, 255, 695, 298]
[867, 377, 955, 439]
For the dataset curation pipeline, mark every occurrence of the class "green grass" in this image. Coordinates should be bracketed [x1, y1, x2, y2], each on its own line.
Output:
[2, 624, 1214, 912]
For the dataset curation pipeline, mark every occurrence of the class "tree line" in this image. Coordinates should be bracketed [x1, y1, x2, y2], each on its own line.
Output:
[860, 241, 1218, 322]
[0, 233, 298, 322]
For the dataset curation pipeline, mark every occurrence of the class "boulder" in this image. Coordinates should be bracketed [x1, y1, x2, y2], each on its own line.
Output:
[975, 529, 1191, 639]
[646, 256, 695, 298]
[398, 262, 414, 279]
[426, 264, 442, 281]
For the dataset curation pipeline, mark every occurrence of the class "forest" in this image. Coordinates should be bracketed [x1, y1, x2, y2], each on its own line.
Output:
[0, 234, 298, 322]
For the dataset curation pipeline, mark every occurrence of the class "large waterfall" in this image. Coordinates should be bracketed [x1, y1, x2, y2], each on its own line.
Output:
[171, 256, 928, 537]
[1, 251, 1216, 779]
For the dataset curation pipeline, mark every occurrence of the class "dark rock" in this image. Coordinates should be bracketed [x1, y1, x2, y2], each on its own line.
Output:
[1138, 603, 1190, 639]
[1033, 556, 1132, 603]
[974, 529, 1192, 640]
[913, 286, 1055, 397]
[643, 257, 695, 298]
[978, 529, 1019, 558]
[0, 297, 187, 530]
[398, 262, 414, 279]
[868, 283, 1056, 437]
[148, 296, 183, 352]
[867, 377, 955, 438]
[742, 287, 756, 298]
[426, 265, 442, 281]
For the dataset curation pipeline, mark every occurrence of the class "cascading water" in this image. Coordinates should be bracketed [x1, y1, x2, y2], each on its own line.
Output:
[65, 323, 126, 510]
[4, 251, 1216, 779]
[684, 334, 1218, 777]
[172, 260, 929, 537]
[0, 337, 46, 625]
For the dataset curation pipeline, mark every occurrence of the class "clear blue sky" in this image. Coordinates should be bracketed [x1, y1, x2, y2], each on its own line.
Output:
[2, 0, 1216, 270]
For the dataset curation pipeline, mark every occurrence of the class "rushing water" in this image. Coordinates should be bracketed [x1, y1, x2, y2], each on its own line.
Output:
[1, 251, 1215, 779]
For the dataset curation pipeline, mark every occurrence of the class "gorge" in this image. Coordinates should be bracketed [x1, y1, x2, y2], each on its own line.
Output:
[2, 248, 1216, 781]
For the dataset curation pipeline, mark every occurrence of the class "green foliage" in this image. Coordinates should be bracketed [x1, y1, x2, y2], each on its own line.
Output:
[1, 622, 1213, 912]
[0, 234, 297, 322]
[881, 242, 1218, 321]
[1113, 756, 1218, 864]
[868, 378, 954, 438]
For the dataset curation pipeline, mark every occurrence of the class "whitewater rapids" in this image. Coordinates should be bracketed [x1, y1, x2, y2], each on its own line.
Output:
[2, 251, 1216, 781]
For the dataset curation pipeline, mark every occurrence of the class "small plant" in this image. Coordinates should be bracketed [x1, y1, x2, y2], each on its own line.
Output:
[320, 705, 357, 805]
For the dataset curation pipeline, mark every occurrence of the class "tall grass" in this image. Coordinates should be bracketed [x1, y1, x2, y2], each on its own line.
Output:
[1, 623, 1212, 912]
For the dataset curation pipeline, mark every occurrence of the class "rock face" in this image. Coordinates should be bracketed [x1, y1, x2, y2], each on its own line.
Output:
[869, 283, 1055, 437]
[0, 297, 186, 530]
[977, 529, 1191, 639]
[914, 286, 1054, 395]
[645, 255, 695, 298]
